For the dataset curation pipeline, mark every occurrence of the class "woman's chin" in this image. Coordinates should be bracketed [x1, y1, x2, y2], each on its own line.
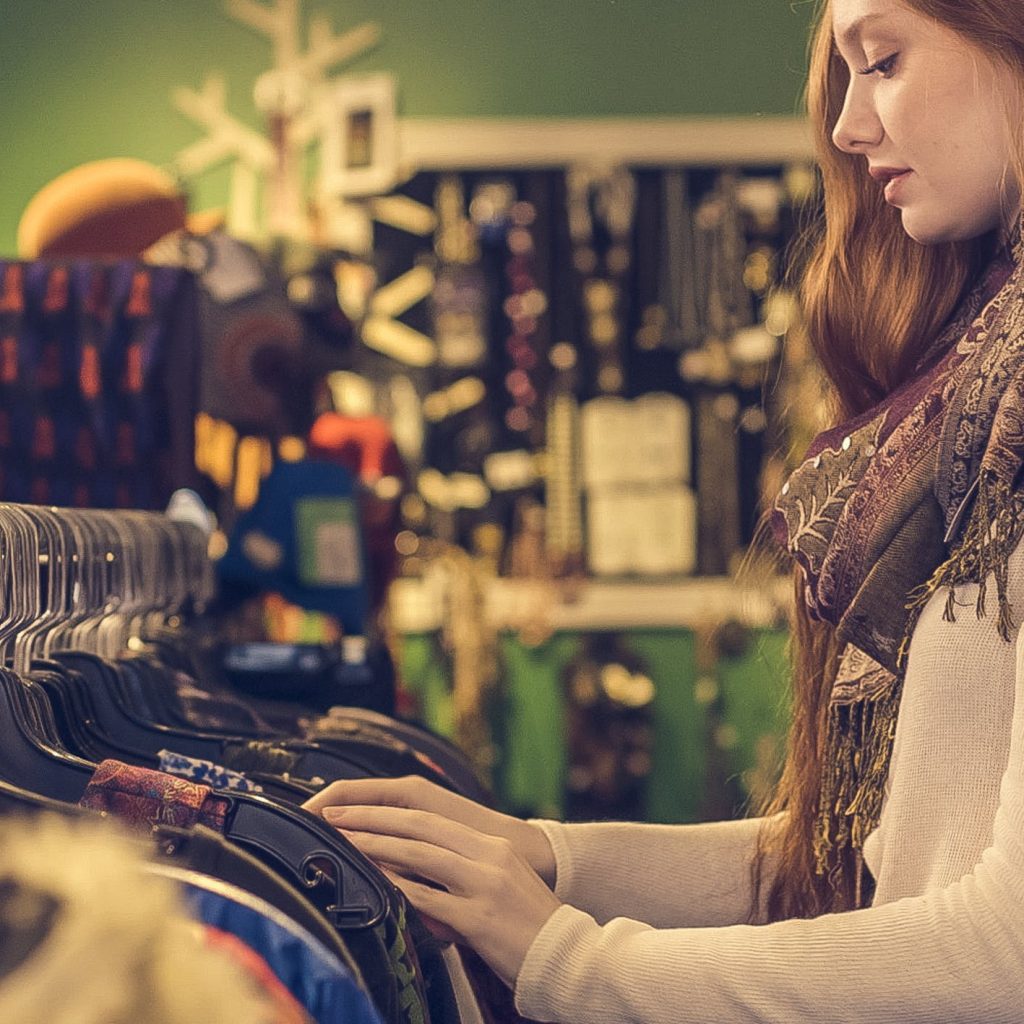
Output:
[900, 207, 1006, 247]
[899, 211, 952, 246]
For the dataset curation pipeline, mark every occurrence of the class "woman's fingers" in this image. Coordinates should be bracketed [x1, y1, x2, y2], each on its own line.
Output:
[358, 829, 559, 987]
[324, 804, 562, 987]
[329, 804, 510, 865]
[339, 828, 480, 896]
[304, 774, 464, 818]
[302, 776, 559, 887]
[303, 778, 561, 892]
[376, 867, 465, 944]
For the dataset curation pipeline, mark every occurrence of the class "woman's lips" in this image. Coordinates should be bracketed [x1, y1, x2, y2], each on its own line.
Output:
[883, 170, 913, 204]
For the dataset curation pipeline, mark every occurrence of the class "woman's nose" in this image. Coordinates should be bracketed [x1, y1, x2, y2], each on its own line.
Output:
[832, 82, 884, 153]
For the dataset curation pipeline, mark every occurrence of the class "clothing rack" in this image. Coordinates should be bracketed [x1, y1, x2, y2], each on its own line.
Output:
[0, 501, 500, 1024]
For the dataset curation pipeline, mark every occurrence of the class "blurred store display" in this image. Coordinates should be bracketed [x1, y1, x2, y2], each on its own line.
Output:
[4, 0, 826, 822]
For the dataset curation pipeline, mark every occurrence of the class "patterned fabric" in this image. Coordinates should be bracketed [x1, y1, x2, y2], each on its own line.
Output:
[386, 896, 431, 1024]
[220, 740, 303, 777]
[158, 749, 264, 793]
[772, 234, 1021, 667]
[78, 759, 231, 832]
[771, 215, 1024, 885]
[0, 260, 196, 508]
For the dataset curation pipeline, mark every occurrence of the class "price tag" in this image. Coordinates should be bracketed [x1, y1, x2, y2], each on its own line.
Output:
[295, 496, 363, 587]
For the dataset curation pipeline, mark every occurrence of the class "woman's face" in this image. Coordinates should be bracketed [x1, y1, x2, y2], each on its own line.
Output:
[831, 0, 1019, 244]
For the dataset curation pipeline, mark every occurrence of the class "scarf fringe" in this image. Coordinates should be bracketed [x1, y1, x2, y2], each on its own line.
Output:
[897, 472, 1021, 671]
[818, 472, 1024, 900]
[813, 679, 902, 898]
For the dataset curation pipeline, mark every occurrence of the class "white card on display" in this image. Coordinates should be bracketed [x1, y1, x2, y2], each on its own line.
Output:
[585, 489, 636, 577]
[581, 397, 632, 489]
[634, 392, 691, 485]
[633, 484, 697, 576]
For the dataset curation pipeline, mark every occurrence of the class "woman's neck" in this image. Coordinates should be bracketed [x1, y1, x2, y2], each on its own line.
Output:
[999, 204, 1023, 258]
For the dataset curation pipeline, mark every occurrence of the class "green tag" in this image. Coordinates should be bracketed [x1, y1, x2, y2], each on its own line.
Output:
[294, 497, 363, 587]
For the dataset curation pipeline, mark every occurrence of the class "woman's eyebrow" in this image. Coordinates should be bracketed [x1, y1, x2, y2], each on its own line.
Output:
[834, 11, 887, 49]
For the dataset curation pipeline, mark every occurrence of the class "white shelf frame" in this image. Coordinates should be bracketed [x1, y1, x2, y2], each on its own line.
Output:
[389, 575, 792, 635]
[398, 115, 814, 171]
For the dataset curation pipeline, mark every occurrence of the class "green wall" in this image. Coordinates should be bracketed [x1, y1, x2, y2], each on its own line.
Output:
[401, 627, 791, 824]
[1, 1, 815, 256]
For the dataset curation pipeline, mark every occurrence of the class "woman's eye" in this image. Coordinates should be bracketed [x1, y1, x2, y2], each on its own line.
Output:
[857, 53, 899, 78]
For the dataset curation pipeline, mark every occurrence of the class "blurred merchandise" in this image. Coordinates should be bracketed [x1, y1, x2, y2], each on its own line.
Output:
[563, 634, 656, 822]
[217, 458, 371, 638]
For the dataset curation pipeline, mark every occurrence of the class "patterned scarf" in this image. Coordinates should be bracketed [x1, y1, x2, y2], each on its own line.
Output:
[772, 215, 1024, 892]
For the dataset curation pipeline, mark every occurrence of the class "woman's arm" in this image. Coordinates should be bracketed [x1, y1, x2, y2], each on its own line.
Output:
[306, 779, 776, 932]
[532, 815, 775, 928]
[309, 613, 1024, 1022]
[510, 623, 1024, 1024]
[514, 859, 1024, 1024]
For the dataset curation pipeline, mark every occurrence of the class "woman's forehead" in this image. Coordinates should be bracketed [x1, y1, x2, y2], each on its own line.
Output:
[831, 0, 905, 44]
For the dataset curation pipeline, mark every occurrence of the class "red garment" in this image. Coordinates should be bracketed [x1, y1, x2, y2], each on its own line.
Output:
[78, 759, 230, 832]
[308, 412, 407, 613]
[203, 926, 312, 1024]
[308, 413, 405, 484]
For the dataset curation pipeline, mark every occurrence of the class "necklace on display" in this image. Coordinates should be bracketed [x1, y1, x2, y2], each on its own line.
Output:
[432, 175, 488, 370]
[565, 165, 636, 397]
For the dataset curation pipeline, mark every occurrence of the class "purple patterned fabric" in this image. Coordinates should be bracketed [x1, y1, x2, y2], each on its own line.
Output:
[0, 259, 195, 508]
[772, 228, 1022, 672]
[770, 217, 1024, 886]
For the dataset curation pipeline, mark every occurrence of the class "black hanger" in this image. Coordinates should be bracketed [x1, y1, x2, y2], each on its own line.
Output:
[147, 822, 361, 975]
[0, 670, 96, 803]
[0, 776, 91, 819]
[19, 506, 383, 784]
[0, 507, 388, 916]
[316, 706, 493, 804]
[0, 504, 417, 1023]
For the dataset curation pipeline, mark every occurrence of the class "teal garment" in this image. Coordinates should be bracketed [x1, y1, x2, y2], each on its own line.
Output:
[630, 630, 705, 824]
[217, 459, 370, 637]
[717, 628, 791, 811]
[398, 635, 454, 739]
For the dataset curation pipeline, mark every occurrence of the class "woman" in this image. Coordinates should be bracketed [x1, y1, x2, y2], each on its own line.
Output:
[305, 0, 1024, 1019]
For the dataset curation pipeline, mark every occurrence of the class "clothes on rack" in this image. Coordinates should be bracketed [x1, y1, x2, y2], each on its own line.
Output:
[0, 502, 509, 1024]
[0, 814, 282, 1024]
[168, 866, 382, 1024]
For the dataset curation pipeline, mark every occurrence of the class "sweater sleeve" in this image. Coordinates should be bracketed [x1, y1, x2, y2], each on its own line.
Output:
[530, 815, 775, 928]
[513, 629, 1024, 1024]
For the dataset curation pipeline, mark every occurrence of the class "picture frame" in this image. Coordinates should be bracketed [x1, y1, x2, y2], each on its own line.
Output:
[321, 73, 399, 198]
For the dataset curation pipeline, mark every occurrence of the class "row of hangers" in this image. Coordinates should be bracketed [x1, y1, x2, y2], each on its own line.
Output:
[0, 502, 490, 1024]
[0, 504, 214, 673]
[0, 503, 389, 916]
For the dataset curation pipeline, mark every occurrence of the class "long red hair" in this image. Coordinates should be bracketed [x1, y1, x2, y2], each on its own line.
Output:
[754, 0, 1023, 921]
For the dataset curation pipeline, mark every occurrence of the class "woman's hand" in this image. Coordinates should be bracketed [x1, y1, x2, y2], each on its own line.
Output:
[303, 777, 562, 987]
[303, 775, 557, 885]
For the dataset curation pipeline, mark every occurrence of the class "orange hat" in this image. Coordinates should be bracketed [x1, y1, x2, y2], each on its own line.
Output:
[17, 158, 187, 260]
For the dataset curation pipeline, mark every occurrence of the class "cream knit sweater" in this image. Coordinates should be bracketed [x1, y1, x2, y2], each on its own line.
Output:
[514, 541, 1024, 1022]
